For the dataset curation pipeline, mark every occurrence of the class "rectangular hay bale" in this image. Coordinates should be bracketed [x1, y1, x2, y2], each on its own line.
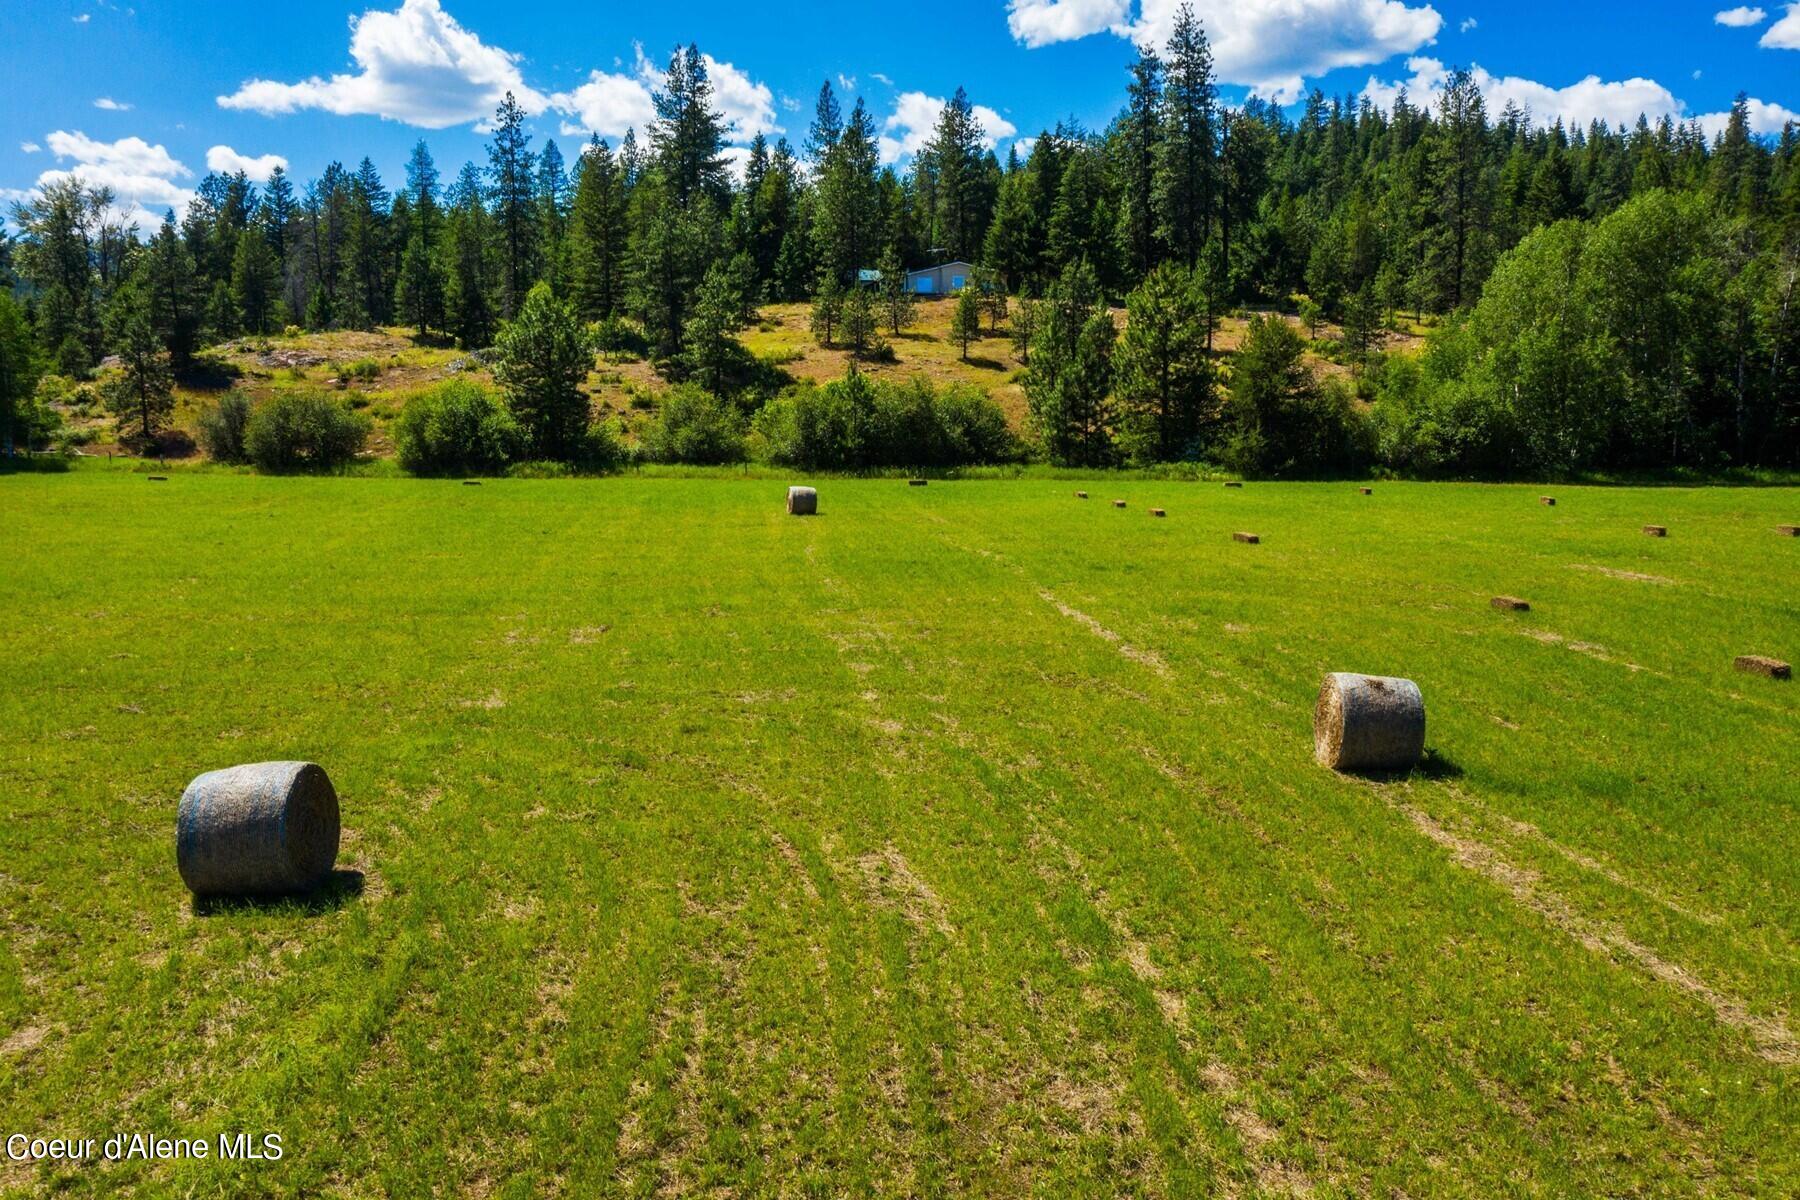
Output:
[1114, 500, 1127, 508]
[1151, 508, 1166, 518]
[1234, 532, 1260, 544]
[1778, 525, 1798, 536]
[1540, 496, 1556, 506]
[1491, 596, 1531, 612]
[1643, 525, 1667, 537]
[1735, 655, 1792, 680]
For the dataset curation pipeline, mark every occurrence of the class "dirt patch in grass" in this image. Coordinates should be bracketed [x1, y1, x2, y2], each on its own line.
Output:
[1569, 564, 1678, 585]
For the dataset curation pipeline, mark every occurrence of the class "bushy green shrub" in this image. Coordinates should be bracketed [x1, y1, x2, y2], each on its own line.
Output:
[198, 392, 254, 463]
[245, 391, 371, 473]
[644, 385, 747, 464]
[394, 380, 524, 476]
[754, 369, 1019, 469]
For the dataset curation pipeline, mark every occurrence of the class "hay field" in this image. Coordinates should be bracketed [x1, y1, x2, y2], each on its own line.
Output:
[2, 466, 1796, 1197]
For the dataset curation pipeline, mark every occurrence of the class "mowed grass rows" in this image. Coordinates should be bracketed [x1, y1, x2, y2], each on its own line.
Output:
[1, 469, 1795, 1197]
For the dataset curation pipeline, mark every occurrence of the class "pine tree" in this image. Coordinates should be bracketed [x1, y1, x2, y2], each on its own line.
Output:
[922, 88, 987, 262]
[952, 283, 982, 361]
[1116, 261, 1215, 459]
[444, 164, 497, 349]
[810, 276, 843, 346]
[103, 279, 176, 444]
[813, 98, 881, 286]
[569, 136, 629, 322]
[144, 212, 202, 367]
[651, 44, 730, 209]
[537, 138, 571, 293]
[231, 226, 282, 334]
[1427, 67, 1493, 309]
[1118, 44, 1164, 278]
[1154, 4, 1218, 264]
[805, 80, 843, 168]
[1024, 262, 1115, 465]
[493, 282, 593, 460]
[877, 244, 914, 335]
[842, 283, 880, 358]
[682, 261, 745, 393]
[488, 92, 538, 318]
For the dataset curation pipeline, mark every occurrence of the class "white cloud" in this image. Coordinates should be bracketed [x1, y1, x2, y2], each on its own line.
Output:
[1713, 6, 1766, 27]
[217, 0, 546, 128]
[701, 54, 781, 139]
[1009, 1, 1443, 102]
[1695, 97, 1800, 136]
[20, 141, 42, 153]
[25, 130, 195, 228]
[1763, 3, 1800, 46]
[1364, 56, 1800, 138]
[872, 72, 894, 86]
[878, 91, 1017, 164]
[838, 73, 857, 91]
[552, 47, 777, 142]
[552, 71, 657, 140]
[1007, 0, 1132, 49]
[73, 12, 91, 22]
[93, 97, 132, 111]
[1459, 16, 1477, 32]
[206, 145, 290, 182]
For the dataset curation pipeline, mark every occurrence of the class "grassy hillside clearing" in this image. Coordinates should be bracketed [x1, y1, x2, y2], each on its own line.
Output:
[1, 468, 1794, 1196]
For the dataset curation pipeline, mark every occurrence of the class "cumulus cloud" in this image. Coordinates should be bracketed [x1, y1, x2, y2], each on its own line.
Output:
[218, 0, 546, 128]
[1008, 0, 1443, 102]
[553, 45, 777, 143]
[206, 145, 290, 181]
[1713, 6, 1766, 26]
[25, 130, 195, 228]
[1364, 56, 1800, 138]
[552, 70, 657, 140]
[93, 97, 132, 111]
[1007, 0, 1132, 48]
[1695, 96, 1800, 136]
[878, 92, 1017, 164]
[1764, 3, 1800, 46]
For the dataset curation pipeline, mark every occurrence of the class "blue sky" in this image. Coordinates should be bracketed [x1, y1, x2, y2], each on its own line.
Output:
[4, 0, 1798, 228]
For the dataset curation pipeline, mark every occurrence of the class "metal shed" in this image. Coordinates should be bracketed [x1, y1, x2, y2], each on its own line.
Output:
[904, 261, 976, 295]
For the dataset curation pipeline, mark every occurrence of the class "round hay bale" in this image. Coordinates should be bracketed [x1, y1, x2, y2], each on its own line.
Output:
[177, 762, 340, 897]
[787, 486, 818, 516]
[1314, 674, 1426, 773]
[1642, 525, 1667, 537]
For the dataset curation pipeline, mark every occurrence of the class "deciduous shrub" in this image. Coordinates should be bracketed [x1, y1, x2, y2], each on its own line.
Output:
[643, 385, 747, 464]
[245, 391, 371, 473]
[754, 369, 1019, 469]
[394, 380, 524, 476]
[198, 392, 253, 463]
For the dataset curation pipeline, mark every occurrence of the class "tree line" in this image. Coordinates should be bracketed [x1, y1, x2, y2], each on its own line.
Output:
[3, 3, 1796, 470]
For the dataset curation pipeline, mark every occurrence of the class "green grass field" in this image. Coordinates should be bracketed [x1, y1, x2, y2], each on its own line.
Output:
[3, 466, 1796, 1197]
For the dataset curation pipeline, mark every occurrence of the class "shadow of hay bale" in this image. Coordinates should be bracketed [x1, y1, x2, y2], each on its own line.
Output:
[191, 869, 365, 917]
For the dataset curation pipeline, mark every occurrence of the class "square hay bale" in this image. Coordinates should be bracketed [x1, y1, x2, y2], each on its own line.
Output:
[908, 479, 928, 487]
[786, 486, 818, 516]
[1151, 508, 1167, 518]
[1778, 525, 1798, 536]
[1359, 487, 1373, 495]
[1113, 499, 1128, 508]
[1234, 532, 1261, 544]
[463, 480, 482, 486]
[1491, 596, 1531, 612]
[1075, 491, 1089, 499]
[1540, 496, 1557, 506]
[1224, 481, 1244, 489]
[1642, 525, 1667, 537]
[148, 476, 168, 482]
[1735, 655, 1792, 680]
